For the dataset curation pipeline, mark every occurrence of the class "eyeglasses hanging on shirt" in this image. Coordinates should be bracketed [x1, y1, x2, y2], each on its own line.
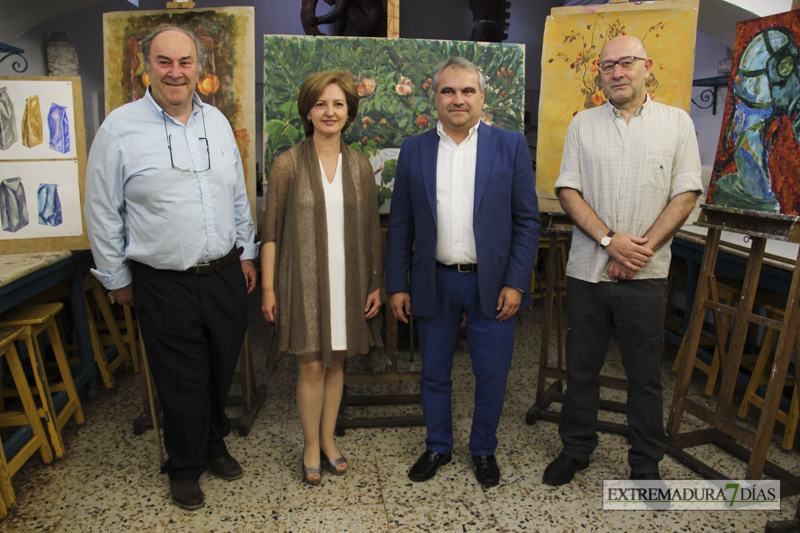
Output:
[162, 105, 211, 172]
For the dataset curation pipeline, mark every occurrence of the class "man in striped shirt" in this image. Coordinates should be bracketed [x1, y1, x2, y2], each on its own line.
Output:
[542, 35, 702, 486]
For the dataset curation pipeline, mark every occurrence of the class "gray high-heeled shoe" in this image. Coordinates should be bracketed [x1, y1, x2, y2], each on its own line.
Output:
[301, 448, 322, 485]
[321, 450, 348, 476]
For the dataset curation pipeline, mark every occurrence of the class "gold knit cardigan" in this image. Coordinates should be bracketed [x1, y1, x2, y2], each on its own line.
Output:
[263, 137, 384, 373]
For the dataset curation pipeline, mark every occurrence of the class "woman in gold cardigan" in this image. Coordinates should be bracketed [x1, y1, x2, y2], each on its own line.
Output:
[261, 71, 383, 485]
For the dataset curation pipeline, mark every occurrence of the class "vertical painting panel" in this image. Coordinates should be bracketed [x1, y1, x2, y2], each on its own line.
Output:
[705, 11, 800, 216]
[263, 36, 525, 213]
[537, 1, 698, 201]
[103, 8, 257, 219]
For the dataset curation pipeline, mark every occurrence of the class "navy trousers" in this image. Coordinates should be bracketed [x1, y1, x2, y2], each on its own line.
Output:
[559, 276, 667, 472]
[415, 263, 515, 456]
[133, 259, 247, 481]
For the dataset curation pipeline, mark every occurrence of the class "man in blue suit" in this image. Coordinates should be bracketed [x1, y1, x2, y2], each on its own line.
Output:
[386, 57, 539, 488]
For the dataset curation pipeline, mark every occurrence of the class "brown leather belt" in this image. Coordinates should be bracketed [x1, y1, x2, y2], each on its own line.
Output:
[187, 247, 243, 275]
[436, 261, 478, 273]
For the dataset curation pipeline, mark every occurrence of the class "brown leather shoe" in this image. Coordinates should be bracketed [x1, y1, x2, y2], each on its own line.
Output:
[208, 453, 243, 481]
[170, 478, 204, 510]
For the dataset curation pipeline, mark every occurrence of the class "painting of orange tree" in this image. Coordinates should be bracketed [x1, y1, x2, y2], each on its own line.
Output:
[263, 36, 525, 213]
[537, 4, 697, 199]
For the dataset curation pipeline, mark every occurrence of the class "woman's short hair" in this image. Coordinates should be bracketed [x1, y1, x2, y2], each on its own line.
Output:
[297, 71, 359, 137]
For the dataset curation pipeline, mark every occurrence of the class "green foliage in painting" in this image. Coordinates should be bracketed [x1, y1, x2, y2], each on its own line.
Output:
[263, 36, 525, 211]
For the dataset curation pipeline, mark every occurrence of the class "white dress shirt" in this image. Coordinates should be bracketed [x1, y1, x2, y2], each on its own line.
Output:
[435, 120, 479, 265]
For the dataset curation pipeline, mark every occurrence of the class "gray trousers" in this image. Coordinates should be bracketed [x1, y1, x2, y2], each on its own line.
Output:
[558, 276, 667, 472]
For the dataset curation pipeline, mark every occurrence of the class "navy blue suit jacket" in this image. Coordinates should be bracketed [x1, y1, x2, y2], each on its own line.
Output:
[386, 122, 540, 319]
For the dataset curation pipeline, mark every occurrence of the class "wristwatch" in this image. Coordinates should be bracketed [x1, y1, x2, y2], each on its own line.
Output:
[600, 230, 615, 248]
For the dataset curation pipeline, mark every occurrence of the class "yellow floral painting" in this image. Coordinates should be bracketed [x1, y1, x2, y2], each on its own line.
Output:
[537, 1, 698, 201]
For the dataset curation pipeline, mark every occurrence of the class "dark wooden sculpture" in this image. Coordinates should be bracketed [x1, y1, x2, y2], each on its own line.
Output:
[302, 0, 384, 37]
[469, 0, 511, 42]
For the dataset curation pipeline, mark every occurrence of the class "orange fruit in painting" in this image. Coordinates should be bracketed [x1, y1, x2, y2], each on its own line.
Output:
[142, 71, 150, 88]
[198, 74, 220, 95]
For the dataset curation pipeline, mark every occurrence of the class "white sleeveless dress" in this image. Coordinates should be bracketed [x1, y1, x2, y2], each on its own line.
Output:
[320, 154, 347, 350]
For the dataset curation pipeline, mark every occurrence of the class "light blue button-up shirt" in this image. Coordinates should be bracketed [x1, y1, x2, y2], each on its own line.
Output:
[84, 89, 256, 290]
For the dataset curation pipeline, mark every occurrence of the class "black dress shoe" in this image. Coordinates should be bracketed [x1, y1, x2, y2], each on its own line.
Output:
[208, 452, 243, 481]
[472, 455, 500, 488]
[170, 478, 204, 510]
[630, 471, 661, 480]
[542, 452, 590, 486]
[408, 450, 452, 482]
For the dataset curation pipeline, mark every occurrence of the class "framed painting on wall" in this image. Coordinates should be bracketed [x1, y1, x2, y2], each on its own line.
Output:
[102, 7, 257, 220]
[0, 77, 89, 253]
[536, 0, 698, 207]
[705, 10, 800, 217]
[263, 35, 525, 213]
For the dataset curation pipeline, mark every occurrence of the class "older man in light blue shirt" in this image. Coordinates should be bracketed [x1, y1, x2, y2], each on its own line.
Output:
[84, 25, 256, 511]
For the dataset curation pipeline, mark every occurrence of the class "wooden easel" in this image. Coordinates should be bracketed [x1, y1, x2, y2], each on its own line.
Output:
[165, 0, 195, 8]
[335, 310, 424, 435]
[666, 206, 800, 497]
[335, 223, 424, 435]
[524, 212, 630, 432]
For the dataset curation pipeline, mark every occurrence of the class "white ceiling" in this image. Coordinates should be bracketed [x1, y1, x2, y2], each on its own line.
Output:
[0, 0, 795, 50]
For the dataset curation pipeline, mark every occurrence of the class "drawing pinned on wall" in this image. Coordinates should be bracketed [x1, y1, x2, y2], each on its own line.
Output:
[0, 177, 29, 232]
[37, 183, 62, 226]
[0, 80, 77, 160]
[706, 11, 800, 216]
[1, 77, 88, 253]
[48, 103, 70, 154]
[22, 95, 43, 148]
[536, 0, 698, 201]
[263, 35, 525, 212]
[0, 87, 18, 150]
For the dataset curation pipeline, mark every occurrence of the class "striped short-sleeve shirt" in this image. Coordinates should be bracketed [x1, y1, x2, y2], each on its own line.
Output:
[554, 97, 702, 283]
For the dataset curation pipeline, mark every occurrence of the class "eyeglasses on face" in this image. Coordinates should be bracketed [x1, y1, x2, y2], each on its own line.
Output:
[597, 56, 647, 74]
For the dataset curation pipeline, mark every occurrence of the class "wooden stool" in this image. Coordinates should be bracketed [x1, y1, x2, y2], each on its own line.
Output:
[529, 235, 568, 304]
[671, 277, 740, 396]
[738, 306, 800, 450]
[0, 304, 85, 458]
[0, 327, 55, 515]
[82, 274, 134, 387]
[37, 274, 135, 388]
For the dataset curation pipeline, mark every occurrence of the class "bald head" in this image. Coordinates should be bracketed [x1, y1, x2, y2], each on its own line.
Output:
[599, 35, 647, 61]
[597, 34, 652, 113]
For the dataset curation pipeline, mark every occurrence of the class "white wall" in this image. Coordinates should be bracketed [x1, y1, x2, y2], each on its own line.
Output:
[690, 30, 732, 166]
[0, 33, 47, 77]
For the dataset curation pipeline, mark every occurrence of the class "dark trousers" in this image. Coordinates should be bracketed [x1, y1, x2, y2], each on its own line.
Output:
[559, 276, 667, 472]
[132, 259, 247, 481]
[415, 264, 515, 456]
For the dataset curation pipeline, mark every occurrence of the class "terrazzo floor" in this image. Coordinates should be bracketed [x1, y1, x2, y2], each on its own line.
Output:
[2, 290, 800, 532]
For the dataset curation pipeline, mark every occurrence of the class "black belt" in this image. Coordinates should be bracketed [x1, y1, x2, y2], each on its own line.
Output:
[187, 247, 243, 275]
[436, 261, 478, 273]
